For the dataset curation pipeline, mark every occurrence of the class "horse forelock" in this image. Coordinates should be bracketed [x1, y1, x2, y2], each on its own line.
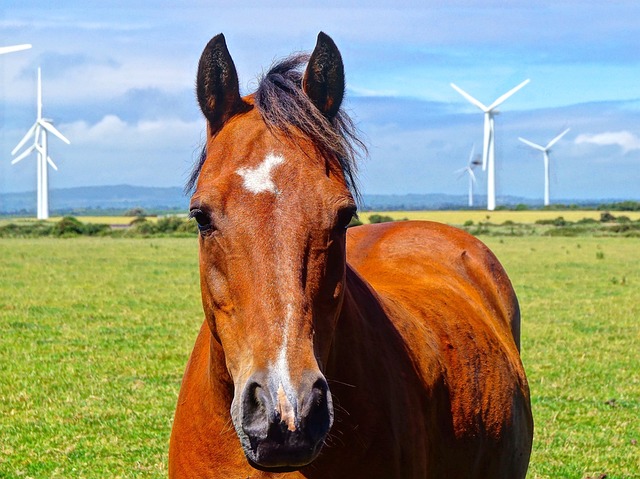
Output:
[186, 54, 365, 202]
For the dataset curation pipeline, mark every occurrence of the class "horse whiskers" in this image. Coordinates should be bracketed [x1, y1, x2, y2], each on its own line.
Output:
[220, 417, 236, 435]
[332, 402, 350, 418]
[323, 430, 346, 448]
[326, 378, 356, 388]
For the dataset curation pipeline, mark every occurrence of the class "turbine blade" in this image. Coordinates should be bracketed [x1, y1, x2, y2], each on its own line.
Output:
[482, 115, 490, 170]
[469, 168, 477, 184]
[47, 156, 59, 171]
[546, 128, 571, 149]
[0, 44, 32, 55]
[488, 79, 530, 111]
[11, 144, 36, 165]
[450, 83, 488, 111]
[468, 143, 475, 165]
[40, 121, 71, 144]
[11, 123, 38, 155]
[518, 137, 546, 151]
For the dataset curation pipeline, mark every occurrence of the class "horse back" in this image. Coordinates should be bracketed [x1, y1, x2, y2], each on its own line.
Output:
[346, 221, 533, 477]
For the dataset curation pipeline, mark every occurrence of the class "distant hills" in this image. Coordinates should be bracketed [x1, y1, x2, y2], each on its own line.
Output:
[0, 185, 189, 215]
[0, 185, 626, 215]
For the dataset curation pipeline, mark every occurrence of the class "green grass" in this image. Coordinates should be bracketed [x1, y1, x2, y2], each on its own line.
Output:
[484, 237, 640, 479]
[0, 238, 201, 478]
[1, 235, 638, 478]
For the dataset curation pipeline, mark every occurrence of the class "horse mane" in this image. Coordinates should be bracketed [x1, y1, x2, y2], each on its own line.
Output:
[186, 54, 365, 200]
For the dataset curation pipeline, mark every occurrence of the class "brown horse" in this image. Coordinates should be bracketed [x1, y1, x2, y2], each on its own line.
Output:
[169, 32, 533, 478]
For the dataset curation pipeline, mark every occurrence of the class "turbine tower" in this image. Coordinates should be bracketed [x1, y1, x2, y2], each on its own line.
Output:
[0, 44, 32, 55]
[518, 128, 570, 206]
[455, 144, 481, 208]
[11, 68, 70, 219]
[450, 79, 530, 211]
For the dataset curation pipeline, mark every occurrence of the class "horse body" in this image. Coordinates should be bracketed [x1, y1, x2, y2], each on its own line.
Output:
[169, 32, 532, 478]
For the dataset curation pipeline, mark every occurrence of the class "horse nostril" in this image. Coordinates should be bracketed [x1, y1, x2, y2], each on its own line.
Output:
[300, 377, 333, 442]
[241, 380, 272, 440]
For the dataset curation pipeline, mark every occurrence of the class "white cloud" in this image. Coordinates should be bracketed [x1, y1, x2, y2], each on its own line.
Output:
[574, 130, 640, 153]
[60, 115, 203, 147]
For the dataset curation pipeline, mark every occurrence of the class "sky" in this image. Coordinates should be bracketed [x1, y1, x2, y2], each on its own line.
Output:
[1, 0, 639, 204]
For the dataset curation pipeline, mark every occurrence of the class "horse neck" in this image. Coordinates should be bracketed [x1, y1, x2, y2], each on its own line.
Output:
[326, 265, 419, 397]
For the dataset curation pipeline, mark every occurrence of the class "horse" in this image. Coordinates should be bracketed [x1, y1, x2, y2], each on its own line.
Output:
[169, 32, 533, 478]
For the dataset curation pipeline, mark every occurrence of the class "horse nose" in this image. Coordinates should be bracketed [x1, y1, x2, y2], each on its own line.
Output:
[239, 370, 333, 468]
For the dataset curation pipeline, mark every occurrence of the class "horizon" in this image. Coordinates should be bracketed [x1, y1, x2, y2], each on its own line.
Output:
[1, 1, 639, 204]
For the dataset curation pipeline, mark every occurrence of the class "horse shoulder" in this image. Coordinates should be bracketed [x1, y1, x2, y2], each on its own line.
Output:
[346, 221, 532, 473]
[346, 221, 520, 351]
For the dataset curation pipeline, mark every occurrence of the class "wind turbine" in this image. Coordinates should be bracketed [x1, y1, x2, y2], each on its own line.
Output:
[450, 79, 530, 211]
[0, 44, 32, 55]
[518, 128, 570, 207]
[455, 144, 481, 208]
[11, 68, 70, 219]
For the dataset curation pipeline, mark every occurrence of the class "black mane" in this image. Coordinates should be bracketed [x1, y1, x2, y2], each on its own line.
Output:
[186, 54, 365, 200]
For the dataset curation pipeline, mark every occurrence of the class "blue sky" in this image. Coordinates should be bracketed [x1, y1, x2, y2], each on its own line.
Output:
[1, 0, 639, 203]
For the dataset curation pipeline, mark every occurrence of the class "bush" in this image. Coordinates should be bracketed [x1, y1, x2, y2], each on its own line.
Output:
[348, 217, 363, 228]
[81, 223, 111, 236]
[156, 216, 186, 233]
[127, 218, 157, 236]
[124, 207, 147, 217]
[576, 218, 598, 224]
[535, 217, 568, 226]
[368, 214, 395, 224]
[600, 212, 616, 222]
[0, 221, 54, 237]
[53, 216, 85, 236]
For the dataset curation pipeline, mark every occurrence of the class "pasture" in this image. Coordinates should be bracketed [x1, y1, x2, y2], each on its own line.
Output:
[1, 235, 638, 478]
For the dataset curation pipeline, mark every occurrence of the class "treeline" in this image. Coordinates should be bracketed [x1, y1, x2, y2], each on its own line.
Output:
[0, 216, 198, 238]
[596, 201, 640, 211]
[494, 200, 640, 211]
[462, 212, 640, 237]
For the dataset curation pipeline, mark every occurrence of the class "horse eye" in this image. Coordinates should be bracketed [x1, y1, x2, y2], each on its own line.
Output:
[189, 209, 213, 233]
[336, 206, 358, 231]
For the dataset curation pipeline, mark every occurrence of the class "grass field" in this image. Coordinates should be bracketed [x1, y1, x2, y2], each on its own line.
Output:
[1, 235, 639, 478]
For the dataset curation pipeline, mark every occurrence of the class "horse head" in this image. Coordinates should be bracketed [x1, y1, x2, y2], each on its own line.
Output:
[189, 32, 360, 471]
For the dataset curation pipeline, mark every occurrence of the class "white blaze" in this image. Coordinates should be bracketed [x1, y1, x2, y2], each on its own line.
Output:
[273, 303, 296, 428]
[276, 303, 294, 390]
[237, 152, 285, 194]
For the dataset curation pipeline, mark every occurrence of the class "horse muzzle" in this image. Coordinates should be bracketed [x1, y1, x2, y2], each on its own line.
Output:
[236, 369, 334, 471]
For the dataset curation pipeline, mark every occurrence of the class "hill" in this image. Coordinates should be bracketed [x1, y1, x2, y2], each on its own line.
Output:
[0, 185, 633, 215]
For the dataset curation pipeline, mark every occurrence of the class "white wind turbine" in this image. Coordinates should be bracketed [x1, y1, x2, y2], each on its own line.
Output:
[518, 128, 570, 207]
[455, 144, 481, 208]
[0, 44, 32, 55]
[11, 68, 70, 219]
[451, 79, 530, 211]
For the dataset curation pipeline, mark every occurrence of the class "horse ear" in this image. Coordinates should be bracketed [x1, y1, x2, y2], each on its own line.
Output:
[196, 34, 245, 134]
[303, 32, 345, 119]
